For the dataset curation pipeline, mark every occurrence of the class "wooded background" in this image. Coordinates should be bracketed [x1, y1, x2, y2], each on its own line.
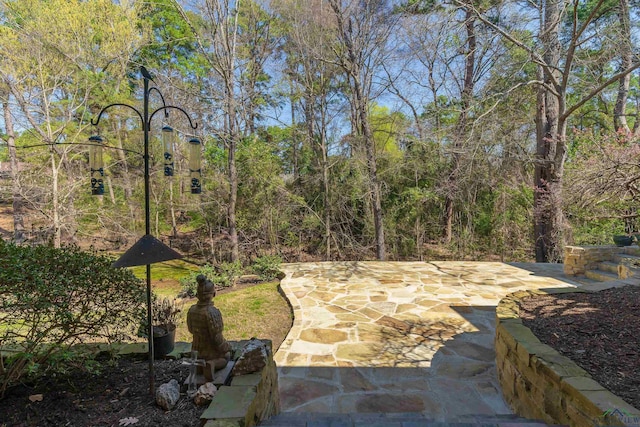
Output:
[1, 0, 639, 264]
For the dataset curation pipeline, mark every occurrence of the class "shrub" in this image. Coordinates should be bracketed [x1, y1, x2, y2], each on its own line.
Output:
[0, 240, 146, 398]
[218, 261, 243, 287]
[178, 262, 243, 297]
[252, 255, 283, 281]
[179, 264, 217, 297]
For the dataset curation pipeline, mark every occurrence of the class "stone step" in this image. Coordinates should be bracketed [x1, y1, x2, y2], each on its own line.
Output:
[612, 253, 640, 264]
[259, 412, 555, 426]
[597, 261, 619, 274]
[585, 269, 619, 282]
[621, 245, 640, 256]
[561, 276, 601, 287]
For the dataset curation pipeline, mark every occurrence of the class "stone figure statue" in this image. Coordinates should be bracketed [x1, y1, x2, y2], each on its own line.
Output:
[186, 274, 231, 382]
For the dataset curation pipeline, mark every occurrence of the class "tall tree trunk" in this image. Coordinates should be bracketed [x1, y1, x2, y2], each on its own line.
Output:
[226, 4, 241, 262]
[115, 122, 136, 225]
[534, 0, 563, 262]
[320, 105, 331, 260]
[443, 7, 475, 244]
[50, 150, 61, 248]
[170, 180, 177, 237]
[227, 88, 239, 262]
[291, 85, 299, 182]
[353, 73, 385, 260]
[613, 0, 632, 134]
[2, 98, 25, 243]
[329, 0, 386, 260]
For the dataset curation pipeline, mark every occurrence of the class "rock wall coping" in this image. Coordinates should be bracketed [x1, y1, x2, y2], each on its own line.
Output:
[201, 339, 279, 427]
[495, 288, 640, 427]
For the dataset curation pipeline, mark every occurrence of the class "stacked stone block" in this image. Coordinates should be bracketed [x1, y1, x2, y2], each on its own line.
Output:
[563, 246, 620, 276]
[201, 339, 279, 427]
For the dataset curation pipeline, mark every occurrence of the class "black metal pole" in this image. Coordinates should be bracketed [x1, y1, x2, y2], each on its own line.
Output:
[143, 73, 155, 395]
[90, 67, 198, 396]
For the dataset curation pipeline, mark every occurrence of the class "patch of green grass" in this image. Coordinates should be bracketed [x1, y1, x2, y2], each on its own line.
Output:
[173, 281, 292, 350]
[130, 259, 197, 282]
[130, 261, 293, 349]
[128, 260, 198, 298]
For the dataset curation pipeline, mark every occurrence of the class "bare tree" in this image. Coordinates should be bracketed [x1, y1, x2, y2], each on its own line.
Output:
[1, 90, 24, 243]
[459, 0, 640, 261]
[327, 0, 397, 260]
[613, 0, 633, 134]
[275, 0, 343, 259]
[0, 0, 142, 247]
[175, 0, 243, 261]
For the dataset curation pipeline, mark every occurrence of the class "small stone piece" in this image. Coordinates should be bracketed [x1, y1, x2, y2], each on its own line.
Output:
[28, 394, 43, 402]
[156, 379, 180, 411]
[194, 382, 217, 406]
[231, 338, 268, 376]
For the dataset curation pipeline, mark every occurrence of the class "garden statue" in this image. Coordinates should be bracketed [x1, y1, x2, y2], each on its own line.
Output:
[186, 275, 232, 384]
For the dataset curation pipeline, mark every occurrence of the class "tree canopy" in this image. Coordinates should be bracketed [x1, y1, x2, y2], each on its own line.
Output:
[1, 0, 639, 262]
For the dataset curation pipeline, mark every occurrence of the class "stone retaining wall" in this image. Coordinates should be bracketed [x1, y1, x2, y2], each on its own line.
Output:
[564, 245, 620, 276]
[564, 245, 640, 276]
[495, 289, 640, 427]
[201, 339, 279, 427]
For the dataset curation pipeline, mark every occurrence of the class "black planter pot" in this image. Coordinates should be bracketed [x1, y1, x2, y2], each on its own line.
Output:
[152, 325, 176, 358]
[613, 235, 634, 247]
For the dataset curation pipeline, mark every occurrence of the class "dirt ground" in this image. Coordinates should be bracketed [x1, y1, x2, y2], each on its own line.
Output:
[518, 285, 640, 410]
[0, 358, 202, 427]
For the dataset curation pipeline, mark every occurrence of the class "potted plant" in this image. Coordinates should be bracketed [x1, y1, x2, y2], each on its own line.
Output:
[613, 234, 634, 247]
[151, 297, 181, 357]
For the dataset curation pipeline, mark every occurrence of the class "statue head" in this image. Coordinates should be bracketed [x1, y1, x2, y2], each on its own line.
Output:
[196, 274, 216, 302]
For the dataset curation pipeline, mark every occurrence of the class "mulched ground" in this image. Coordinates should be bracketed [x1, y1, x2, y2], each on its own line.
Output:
[518, 285, 640, 410]
[0, 358, 203, 427]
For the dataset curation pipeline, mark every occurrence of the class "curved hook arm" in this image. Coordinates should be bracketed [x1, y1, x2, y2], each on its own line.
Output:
[18, 141, 143, 156]
[90, 103, 144, 127]
[149, 106, 198, 130]
[148, 87, 169, 118]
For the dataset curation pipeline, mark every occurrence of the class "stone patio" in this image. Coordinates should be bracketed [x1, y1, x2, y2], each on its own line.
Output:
[275, 261, 584, 419]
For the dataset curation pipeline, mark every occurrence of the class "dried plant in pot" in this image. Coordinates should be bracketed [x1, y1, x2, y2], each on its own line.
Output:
[151, 297, 181, 357]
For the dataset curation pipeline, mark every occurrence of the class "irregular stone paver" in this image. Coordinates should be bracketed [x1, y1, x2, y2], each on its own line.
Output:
[276, 261, 581, 418]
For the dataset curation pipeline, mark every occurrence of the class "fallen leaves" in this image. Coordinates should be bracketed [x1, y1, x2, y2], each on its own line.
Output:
[119, 417, 139, 426]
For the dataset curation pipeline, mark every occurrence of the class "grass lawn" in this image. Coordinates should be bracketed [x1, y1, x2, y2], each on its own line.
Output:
[130, 259, 197, 298]
[174, 282, 292, 350]
[129, 261, 292, 351]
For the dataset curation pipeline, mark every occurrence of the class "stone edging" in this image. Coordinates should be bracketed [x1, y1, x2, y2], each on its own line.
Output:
[201, 339, 279, 427]
[495, 287, 640, 427]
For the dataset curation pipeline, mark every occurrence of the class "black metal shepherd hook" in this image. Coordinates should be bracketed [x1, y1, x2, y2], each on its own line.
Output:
[90, 66, 200, 395]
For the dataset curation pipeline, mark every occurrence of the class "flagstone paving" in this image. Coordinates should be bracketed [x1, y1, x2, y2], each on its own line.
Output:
[275, 261, 584, 418]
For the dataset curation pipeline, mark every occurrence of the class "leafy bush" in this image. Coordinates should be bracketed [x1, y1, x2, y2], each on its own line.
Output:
[218, 261, 243, 286]
[252, 255, 283, 281]
[179, 264, 217, 297]
[178, 262, 243, 297]
[0, 240, 146, 398]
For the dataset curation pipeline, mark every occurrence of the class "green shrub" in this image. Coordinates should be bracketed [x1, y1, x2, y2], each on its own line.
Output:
[0, 240, 146, 398]
[179, 264, 217, 297]
[218, 261, 243, 287]
[252, 255, 283, 281]
[178, 262, 243, 297]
